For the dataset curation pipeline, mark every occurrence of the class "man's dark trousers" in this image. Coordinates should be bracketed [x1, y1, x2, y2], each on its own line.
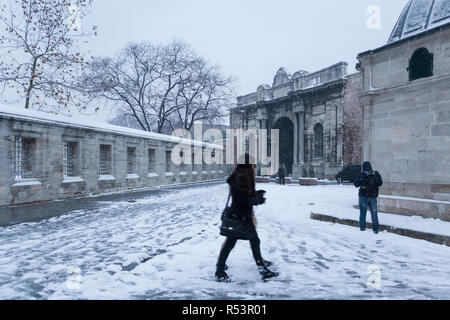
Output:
[359, 196, 380, 233]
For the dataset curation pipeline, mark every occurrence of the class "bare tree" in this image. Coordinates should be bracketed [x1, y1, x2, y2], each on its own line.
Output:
[84, 41, 233, 133]
[168, 58, 233, 132]
[0, 0, 96, 110]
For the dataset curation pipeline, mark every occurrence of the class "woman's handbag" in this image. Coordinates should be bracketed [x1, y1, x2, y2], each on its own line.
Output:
[220, 195, 251, 240]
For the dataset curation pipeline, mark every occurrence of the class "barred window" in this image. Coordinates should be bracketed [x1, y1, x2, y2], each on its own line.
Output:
[314, 123, 324, 158]
[127, 147, 137, 174]
[14, 137, 35, 180]
[202, 147, 207, 172]
[63, 141, 78, 177]
[202, 158, 206, 172]
[165, 150, 172, 172]
[99, 144, 112, 175]
[179, 150, 186, 171]
[148, 149, 156, 173]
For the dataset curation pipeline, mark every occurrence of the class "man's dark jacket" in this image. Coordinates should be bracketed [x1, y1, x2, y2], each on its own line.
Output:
[354, 161, 383, 197]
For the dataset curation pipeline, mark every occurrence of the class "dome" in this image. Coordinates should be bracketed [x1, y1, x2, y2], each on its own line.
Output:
[388, 0, 450, 44]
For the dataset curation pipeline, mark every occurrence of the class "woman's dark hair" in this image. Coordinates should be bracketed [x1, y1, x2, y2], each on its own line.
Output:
[230, 164, 256, 196]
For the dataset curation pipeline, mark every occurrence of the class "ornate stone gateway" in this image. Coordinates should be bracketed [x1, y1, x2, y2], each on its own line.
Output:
[231, 62, 362, 179]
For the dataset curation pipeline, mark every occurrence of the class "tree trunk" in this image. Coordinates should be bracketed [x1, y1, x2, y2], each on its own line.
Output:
[25, 58, 38, 109]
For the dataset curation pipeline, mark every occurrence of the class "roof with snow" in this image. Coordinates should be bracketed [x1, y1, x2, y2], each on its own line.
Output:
[388, 0, 450, 44]
[0, 105, 221, 149]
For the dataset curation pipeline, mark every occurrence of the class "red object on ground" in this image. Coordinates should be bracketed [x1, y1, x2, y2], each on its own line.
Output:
[255, 177, 270, 183]
[299, 178, 319, 186]
[276, 177, 292, 184]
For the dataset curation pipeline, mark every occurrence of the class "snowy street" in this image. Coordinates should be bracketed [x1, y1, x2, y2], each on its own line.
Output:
[1, 183, 450, 300]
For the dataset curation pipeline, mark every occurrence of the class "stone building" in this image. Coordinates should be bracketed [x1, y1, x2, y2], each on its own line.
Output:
[231, 62, 362, 180]
[0, 106, 228, 206]
[357, 0, 450, 221]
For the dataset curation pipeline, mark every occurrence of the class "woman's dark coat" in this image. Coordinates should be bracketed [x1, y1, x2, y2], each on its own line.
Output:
[226, 167, 265, 239]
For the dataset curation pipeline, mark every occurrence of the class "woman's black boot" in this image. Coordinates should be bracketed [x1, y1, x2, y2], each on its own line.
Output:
[262, 260, 272, 268]
[215, 265, 231, 283]
[256, 260, 273, 268]
[258, 266, 279, 280]
[256, 261, 278, 280]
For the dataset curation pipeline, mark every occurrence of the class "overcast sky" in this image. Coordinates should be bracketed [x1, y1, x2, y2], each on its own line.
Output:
[2, 0, 410, 121]
[87, 0, 409, 97]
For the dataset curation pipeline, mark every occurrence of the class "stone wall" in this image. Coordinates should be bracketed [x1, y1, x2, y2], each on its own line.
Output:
[0, 111, 229, 207]
[358, 25, 450, 218]
[343, 72, 363, 166]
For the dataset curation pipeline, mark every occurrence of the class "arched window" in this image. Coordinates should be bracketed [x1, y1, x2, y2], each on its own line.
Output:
[409, 48, 433, 81]
[314, 123, 324, 158]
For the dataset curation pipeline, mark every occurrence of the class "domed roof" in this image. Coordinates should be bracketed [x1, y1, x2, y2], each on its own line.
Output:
[388, 0, 450, 44]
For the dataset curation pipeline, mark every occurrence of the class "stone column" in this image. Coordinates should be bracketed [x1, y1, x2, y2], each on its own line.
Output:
[293, 101, 305, 178]
[256, 107, 269, 174]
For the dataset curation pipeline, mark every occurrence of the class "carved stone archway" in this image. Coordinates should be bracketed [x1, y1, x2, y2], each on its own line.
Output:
[273, 117, 294, 176]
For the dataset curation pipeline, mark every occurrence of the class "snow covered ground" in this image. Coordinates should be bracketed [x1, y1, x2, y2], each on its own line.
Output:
[0, 183, 449, 300]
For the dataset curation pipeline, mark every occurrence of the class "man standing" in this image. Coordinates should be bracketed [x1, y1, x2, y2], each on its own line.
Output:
[277, 164, 286, 185]
[354, 161, 383, 234]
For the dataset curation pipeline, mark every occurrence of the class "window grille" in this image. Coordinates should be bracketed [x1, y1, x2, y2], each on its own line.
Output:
[99, 145, 112, 175]
[14, 137, 33, 180]
[314, 123, 324, 158]
[63, 141, 77, 177]
[165, 150, 171, 172]
[127, 147, 136, 174]
[148, 149, 156, 173]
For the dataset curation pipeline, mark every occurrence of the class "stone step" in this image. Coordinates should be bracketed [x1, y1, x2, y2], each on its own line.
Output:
[310, 213, 450, 246]
[379, 195, 450, 222]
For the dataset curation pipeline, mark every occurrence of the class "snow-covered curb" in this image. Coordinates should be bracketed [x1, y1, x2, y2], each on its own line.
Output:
[315, 204, 450, 237]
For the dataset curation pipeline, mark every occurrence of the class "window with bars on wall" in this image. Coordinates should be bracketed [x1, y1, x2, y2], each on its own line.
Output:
[179, 150, 185, 172]
[165, 150, 172, 172]
[202, 151, 207, 172]
[63, 141, 78, 177]
[201, 147, 206, 172]
[148, 149, 156, 173]
[14, 137, 35, 180]
[314, 123, 324, 158]
[99, 144, 112, 176]
[127, 147, 137, 174]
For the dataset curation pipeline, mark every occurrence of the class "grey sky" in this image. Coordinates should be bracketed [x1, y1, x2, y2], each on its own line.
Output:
[87, 0, 409, 97]
[2, 0, 410, 122]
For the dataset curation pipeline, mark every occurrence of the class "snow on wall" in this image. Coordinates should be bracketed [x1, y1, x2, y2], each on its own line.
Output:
[0, 105, 221, 149]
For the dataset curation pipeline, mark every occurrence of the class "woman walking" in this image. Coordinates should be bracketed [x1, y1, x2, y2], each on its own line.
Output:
[216, 154, 278, 282]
